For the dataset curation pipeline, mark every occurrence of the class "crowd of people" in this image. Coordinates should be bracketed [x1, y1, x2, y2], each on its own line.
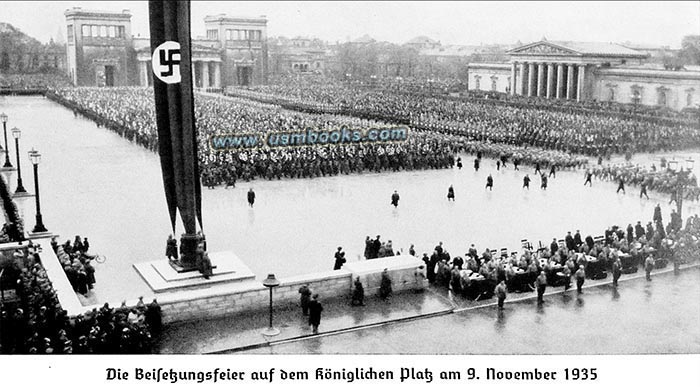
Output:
[0, 73, 72, 91]
[51, 236, 96, 296]
[0, 242, 162, 354]
[0, 171, 24, 242]
[228, 76, 700, 156]
[415, 206, 698, 301]
[588, 162, 700, 202]
[49, 87, 465, 183]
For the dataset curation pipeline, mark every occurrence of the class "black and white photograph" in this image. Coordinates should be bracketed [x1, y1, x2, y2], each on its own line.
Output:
[0, 0, 699, 384]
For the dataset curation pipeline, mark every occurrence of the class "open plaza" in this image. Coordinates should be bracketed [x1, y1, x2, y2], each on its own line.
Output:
[0, 2, 699, 360]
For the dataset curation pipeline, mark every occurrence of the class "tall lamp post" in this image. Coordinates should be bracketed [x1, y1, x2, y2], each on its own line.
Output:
[28, 148, 48, 233]
[11, 128, 26, 194]
[261, 274, 281, 336]
[668, 159, 695, 220]
[0, 113, 10, 167]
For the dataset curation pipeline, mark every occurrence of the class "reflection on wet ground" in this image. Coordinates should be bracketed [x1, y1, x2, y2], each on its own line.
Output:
[242, 268, 700, 354]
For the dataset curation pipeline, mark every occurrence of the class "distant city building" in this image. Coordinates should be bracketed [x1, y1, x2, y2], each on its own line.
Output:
[65, 8, 268, 88]
[467, 39, 700, 111]
[268, 36, 328, 74]
[0, 22, 65, 74]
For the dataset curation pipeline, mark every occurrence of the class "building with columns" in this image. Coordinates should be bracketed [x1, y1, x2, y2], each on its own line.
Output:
[65, 8, 268, 88]
[467, 40, 700, 111]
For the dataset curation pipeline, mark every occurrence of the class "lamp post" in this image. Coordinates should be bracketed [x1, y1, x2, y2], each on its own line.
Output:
[11, 128, 26, 194]
[28, 148, 47, 233]
[261, 273, 281, 336]
[0, 113, 10, 167]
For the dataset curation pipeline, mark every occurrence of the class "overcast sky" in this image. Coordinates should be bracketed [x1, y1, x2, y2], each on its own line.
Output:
[1, 1, 697, 47]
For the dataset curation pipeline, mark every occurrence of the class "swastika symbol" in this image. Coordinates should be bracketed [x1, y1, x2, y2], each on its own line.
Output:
[159, 48, 181, 77]
[152, 41, 182, 84]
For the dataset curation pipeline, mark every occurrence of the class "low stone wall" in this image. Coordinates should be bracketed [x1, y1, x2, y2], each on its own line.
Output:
[155, 255, 426, 324]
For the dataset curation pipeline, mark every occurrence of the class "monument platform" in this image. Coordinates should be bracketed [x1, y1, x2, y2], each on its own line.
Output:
[133, 251, 256, 293]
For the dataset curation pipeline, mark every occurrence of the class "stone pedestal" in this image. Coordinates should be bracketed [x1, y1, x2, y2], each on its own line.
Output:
[133, 251, 256, 293]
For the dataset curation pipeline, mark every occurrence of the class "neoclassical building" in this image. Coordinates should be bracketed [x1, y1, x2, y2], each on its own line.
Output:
[467, 40, 700, 111]
[65, 8, 268, 88]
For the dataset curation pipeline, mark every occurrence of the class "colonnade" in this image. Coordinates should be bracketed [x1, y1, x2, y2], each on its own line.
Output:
[510, 61, 586, 102]
[138, 59, 222, 88]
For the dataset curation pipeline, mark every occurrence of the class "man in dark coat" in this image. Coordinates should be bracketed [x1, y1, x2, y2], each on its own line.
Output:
[574, 230, 583, 248]
[644, 256, 655, 281]
[333, 247, 346, 270]
[550, 238, 559, 255]
[523, 174, 530, 189]
[247, 188, 256, 207]
[626, 224, 634, 243]
[612, 258, 622, 287]
[495, 280, 507, 309]
[486, 174, 493, 190]
[575, 266, 586, 293]
[535, 271, 547, 304]
[616, 178, 625, 194]
[635, 221, 645, 239]
[165, 235, 178, 262]
[351, 277, 365, 306]
[298, 284, 311, 315]
[565, 232, 575, 251]
[391, 190, 400, 207]
[308, 294, 323, 334]
[372, 235, 381, 259]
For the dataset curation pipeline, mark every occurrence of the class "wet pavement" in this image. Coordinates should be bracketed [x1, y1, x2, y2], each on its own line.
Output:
[1, 95, 699, 306]
[157, 289, 454, 354]
[237, 266, 700, 355]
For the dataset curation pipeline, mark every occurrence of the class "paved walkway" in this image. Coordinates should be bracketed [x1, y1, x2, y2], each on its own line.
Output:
[156, 262, 698, 354]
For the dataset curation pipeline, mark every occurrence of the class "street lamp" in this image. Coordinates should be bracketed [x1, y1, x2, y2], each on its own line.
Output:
[0, 113, 10, 167]
[11, 128, 26, 194]
[28, 148, 47, 233]
[261, 273, 281, 336]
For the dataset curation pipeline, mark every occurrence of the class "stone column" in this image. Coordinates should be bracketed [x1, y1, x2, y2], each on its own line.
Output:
[528, 62, 535, 97]
[577, 64, 586, 102]
[191, 60, 197, 88]
[214, 62, 221, 88]
[202, 61, 210, 89]
[556, 63, 564, 99]
[518, 62, 527, 95]
[139, 61, 148, 87]
[567, 64, 575, 99]
[537, 63, 545, 97]
[546, 63, 555, 99]
[510, 62, 517, 96]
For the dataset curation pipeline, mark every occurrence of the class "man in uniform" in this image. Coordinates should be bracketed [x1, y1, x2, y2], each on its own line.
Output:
[333, 247, 346, 270]
[247, 188, 256, 207]
[535, 271, 547, 304]
[486, 174, 493, 191]
[523, 174, 531, 189]
[644, 255, 655, 281]
[584, 170, 593, 186]
[616, 177, 626, 194]
[575, 265, 586, 294]
[640, 181, 649, 199]
[495, 280, 507, 309]
[612, 258, 622, 287]
[308, 294, 323, 334]
[391, 190, 400, 207]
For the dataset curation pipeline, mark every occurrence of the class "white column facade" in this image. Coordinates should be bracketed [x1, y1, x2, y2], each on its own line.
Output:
[566, 64, 575, 99]
[214, 62, 221, 88]
[537, 63, 545, 97]
[518, 62, 527, 96]
[202, 61, 210, 89]
[191, 61, 197, 88]
[556, 63, 564, 99]
[576, 64, 586, 102]
[546, 63, 554, 99]
[527, 62, 535, 97]
[510, 62, 517, 96]
[139, 61, 148, 87]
